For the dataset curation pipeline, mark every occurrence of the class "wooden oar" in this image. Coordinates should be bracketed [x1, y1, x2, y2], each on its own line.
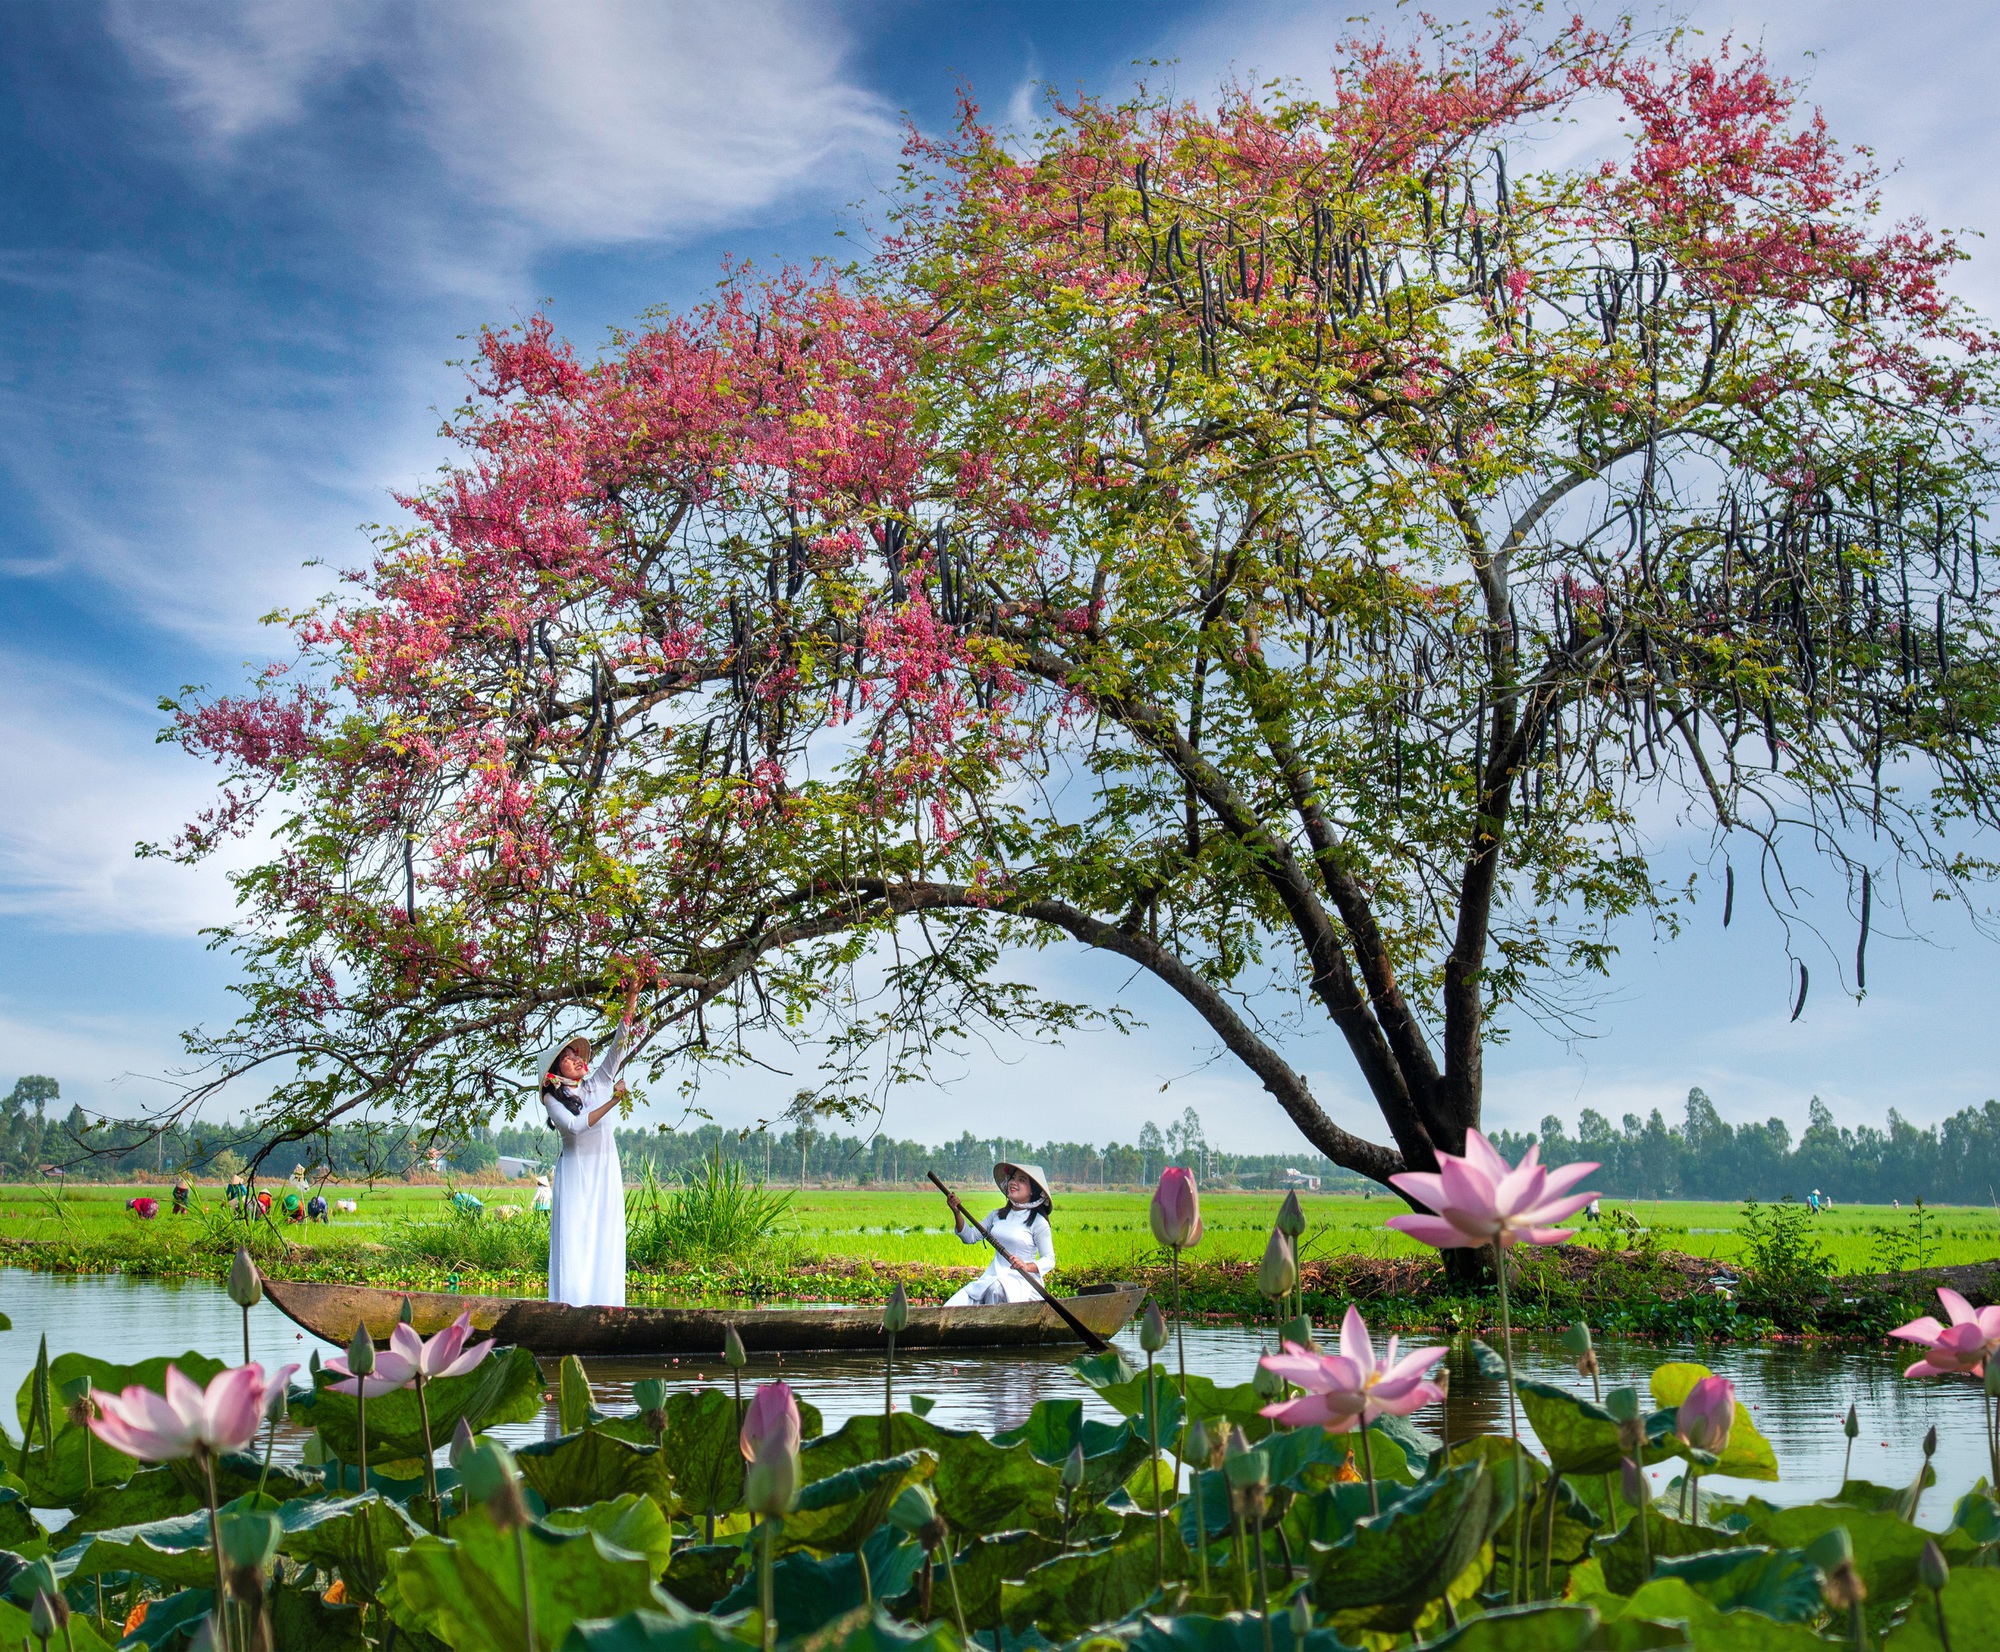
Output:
[927, 1172, 1109, 1353]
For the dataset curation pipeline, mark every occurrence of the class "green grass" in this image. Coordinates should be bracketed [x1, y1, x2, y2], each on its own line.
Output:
[7, 1180, 1995, 1278]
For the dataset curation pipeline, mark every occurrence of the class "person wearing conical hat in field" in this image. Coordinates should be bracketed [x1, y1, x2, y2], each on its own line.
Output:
[539, 976, 642, 1308]
[942, 1162, 1057, 1307]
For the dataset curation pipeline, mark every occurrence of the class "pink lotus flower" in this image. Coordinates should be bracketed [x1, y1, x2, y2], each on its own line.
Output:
[740, 1381, 801, 1463]
[1891, 1288, 2000, 1378]
[1675, 1375, 1735, 1454]
[1150, 1167, 1203, 1250]
[322, 1311, 494, 1398]
[1257, 1306, 1446, 1432]
[89, 1363, 267, 1462]
[742, 1403, 802, 1516]
[1386, 1131, 1599, 1250]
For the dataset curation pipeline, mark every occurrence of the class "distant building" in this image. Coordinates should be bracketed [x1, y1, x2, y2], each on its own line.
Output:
[496, 1154, 543, 1180]
[1280, 1167, 1321, 1191]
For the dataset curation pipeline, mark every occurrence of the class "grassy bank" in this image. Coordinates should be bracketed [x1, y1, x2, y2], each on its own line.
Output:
[4, 1179, 1995, 1339]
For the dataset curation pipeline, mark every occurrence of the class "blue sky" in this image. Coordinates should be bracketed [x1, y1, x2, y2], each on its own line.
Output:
[3, 0, 1998, 1158]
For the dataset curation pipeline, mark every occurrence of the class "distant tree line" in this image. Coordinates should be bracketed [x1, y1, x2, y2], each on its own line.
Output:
[1493, 1089, 2000, 1206]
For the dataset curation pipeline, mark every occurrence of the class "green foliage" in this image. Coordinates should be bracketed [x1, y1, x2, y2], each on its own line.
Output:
[296, 1345, 544, 1468]
[1737, 1198, 1835, 1304]
[627, 1158, 795, 1269]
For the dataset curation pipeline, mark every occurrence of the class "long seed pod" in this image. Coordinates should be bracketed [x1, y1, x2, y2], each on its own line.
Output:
[1791, 962, 1810, 1023]
[1856, 870, 1871, 992]
[1723, 864, 1734, 929]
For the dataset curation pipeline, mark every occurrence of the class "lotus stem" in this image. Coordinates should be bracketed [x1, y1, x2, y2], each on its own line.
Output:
[1541, 1470, 1562, 1599]
[357, 1388, 368, 1494]
[884, 1333, 895, 1459]
[414, 1372, 441, 1532]
[203, 1452, 234, 1652]
[1146, 1349, 1164, 1587]
[941, 1536, 967, 1641]
[1251, 1506, 1272, 1652]
[1171, 1246, 1187, 1417]
[1933, 1583, 1955, 1652]
[1491, 1239, 1526, 1607]
[1232, 1505, 1249, 1611]
[1191, 1464, 1210, 1597]
[760, 1518, 777, 1652]
[515, 1525, 535, 1652]
[857, 1542, 873, 1606]
[257, 1416, 277, 1502]
[242, 1304, 252, 1369]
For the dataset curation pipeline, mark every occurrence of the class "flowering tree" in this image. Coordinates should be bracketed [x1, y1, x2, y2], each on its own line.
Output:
[156, 18, 2000, 1198]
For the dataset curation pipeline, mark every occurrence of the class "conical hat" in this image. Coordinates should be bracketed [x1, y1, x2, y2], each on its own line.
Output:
[537, 1036, 593, 1086]
[994, 1161, 1052, 1209]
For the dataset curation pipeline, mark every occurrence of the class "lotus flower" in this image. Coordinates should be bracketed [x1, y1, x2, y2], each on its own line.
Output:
[1257, 1306, 1445, 1431]
[1891, 1288, 2000, 1378]
[1675, 1374, 1735, 1454]
[743, 1418, 801, 1516]
[89, 1363, 267, 1462]
[740, 1380, 801, 1463]
[1150, 1166, 1202, 1249]
[1387, 1131, 1599, 1250]
[322, 1310, 494, 1398]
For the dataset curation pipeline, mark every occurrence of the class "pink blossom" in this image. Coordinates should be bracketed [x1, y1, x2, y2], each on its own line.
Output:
[1386, 1131, 1598, 1250]
[1675, 1374, 1735, 1454]
[1890, 1288, 2000, 1378]
[1149, 1166, 1202, 1250]
[1258, 1306, 1446, 1432]
[89, 1363, 268, 1463]
[323, 1311, 494, 1398]
[740, 1381, 802, 1462]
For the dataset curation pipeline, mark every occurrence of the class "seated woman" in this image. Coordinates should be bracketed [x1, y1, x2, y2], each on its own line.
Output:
[943, 1162, 1056, 1307]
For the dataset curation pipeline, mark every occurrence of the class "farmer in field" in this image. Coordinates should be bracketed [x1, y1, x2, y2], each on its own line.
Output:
[942, 1161, 1057, 1306]
[539, 975, 642, 1308]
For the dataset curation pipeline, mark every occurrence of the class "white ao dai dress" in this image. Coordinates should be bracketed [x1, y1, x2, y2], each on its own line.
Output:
[543, 1024, 631, 1307]
[946, 1203, 1056, 1306]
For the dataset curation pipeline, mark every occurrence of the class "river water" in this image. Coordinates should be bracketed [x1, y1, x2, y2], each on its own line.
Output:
[2, 1269, 1989, 1515]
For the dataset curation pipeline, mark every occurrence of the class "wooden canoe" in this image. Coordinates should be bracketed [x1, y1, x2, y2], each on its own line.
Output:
[263, 1277, 1147, 1357]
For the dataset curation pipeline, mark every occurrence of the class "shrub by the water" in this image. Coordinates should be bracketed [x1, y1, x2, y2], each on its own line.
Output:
[628, 1156, 796, 1270]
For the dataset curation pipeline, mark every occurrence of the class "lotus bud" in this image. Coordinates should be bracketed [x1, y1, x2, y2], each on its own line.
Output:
[1277, 1313, 1314, 1349]
[1256, 1228, 1298, 1301]
[1186, 1416, 1212, 1469]
[219, 1509, 283, 1605]
[632, 1376, 669, 1437]
[346, 1321, 376, 1377]
[1843, 1403, 1859, 1439]
[1062, 1442, 1087, 1490]
[1149, 1167, 1202, 1250]
[1920, 1538, 1949, 1592]
[888, 1483, 948, 1550]
[1559, 1322, 1594, 1357]
[398, 1296, 414, 1326]
[31, 1589, 68, 1642]
[1923, 1423, 1938, 1461]
[1619, 1456, 1650, 1509]
[228, 1246, 263, 1310]
[883, 1283, 910, 1337]
[1606, 1385, 1643, 1456]
[1225, 1425, 1250, 1461]
[1253, 1360, 1286, 1399]
[743, 1428, 800, 1517]
[1139, 1299, 1169, 1354]
[1807, 1524, 1866, 1609]
[1224, 1445, 1269, 1519]
[1275, 1190, 1306, 1239]
[264, 1375, 289, 1427]
[724, 1323, 748, 1369]
[461, 1441, 530, 1531]
[450, 1417, 477, 1470]
[1290, 1590, 1312, 1634]
[308, 1348, 322, 1378]
[1674, 1375, 1735, 1455]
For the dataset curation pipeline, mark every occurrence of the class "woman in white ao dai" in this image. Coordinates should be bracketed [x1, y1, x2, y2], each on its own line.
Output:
[540, 980, 641, 1308]
[945, 1162, 1056, 1306]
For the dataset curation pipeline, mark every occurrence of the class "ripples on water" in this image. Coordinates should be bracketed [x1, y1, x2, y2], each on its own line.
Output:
[2, 1268, 1986, 1512]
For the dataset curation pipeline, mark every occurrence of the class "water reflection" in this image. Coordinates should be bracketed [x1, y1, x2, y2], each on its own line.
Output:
[1, 1269, 1984, 1513]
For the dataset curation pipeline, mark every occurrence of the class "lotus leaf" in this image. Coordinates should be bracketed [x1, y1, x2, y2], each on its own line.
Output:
[561, 1610, 764, 1652]
[664, 1388, 745, 1526]
[1650, 1545, 1824, 1622]
[11, 1426, 141, 1506]
[1282, 1479, 1420, 1550]
[939, 1531, 1064, 1629]
[299, 1345, 543, 1465]
[1595, 1509, 1749, 1597]
[1409, 1602, 1606, 1651]
[1121, 1609, 1355, 1652]
[714, 1525, 922, 1636]
[1880, 1561, 2000, 1649]
[804, 1414, 1060, 1537]
[1592, 1578, 1830, 1649]
[116, 1584, 215, 1650]
[277, 1491, 428, 1605]
[16, 1351, 227, 1433]
[388, 1504, 667, 1650]
[784, 1450, 936, 1556]
[268, 1578, 373, 1651]
[1001, 1529, 1186, 1639]
[0, 1487, 39, 1550]
[1742, 1501, 1979, 1612]
[516, 1429, 675, 1512]
[659, 1543, 748, 1613]
[1833, 1472, 1933, 1514]
[993, 1401, 1150, 1501]
[0, 1595, 118, 1651]
[1948, 1485, 2000, 1547]
[1308, 1461, 1506, 1632]
[545, 1494, 678, 1576]
[761, 1603, 960, 1652]
[1514, 1380, 1679, 1477]
[64, 1493, 340, 1588]
[1647, 1366, 1779, 1481]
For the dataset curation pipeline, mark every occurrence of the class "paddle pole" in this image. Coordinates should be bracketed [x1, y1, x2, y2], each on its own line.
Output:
[927, 1172, 1109, 1353]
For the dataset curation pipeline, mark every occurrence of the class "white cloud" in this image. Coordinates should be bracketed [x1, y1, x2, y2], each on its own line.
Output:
[111, 0, 896, 248]
[0, 649, 247, 934]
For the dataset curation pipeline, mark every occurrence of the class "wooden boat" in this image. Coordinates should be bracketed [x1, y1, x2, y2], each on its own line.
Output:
[263, 1277, 1147, 1358]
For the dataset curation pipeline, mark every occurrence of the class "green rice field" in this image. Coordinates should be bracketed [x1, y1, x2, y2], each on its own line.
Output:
[4, 1180, 1996, 1277]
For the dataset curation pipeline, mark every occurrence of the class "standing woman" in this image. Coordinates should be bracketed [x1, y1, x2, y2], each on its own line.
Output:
[943, 1162, 1056, 1306]
[541, 977, 642, 1308]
